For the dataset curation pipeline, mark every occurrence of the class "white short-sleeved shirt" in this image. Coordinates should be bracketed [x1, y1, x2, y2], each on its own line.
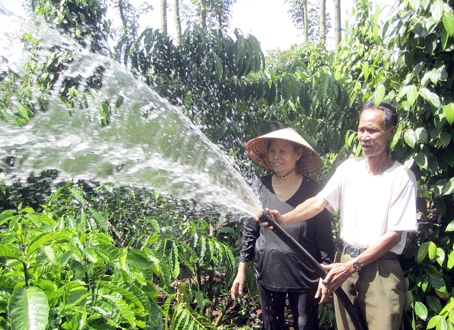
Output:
[318, 157, 418, 254]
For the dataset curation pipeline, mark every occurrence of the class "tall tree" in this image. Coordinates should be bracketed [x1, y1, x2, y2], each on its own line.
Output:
[286, 0, 330, 42]
[199, 0, 207, 28]
[161, 0, 168, 34]
[174, 0, 182, 44]
[285, 0, 308, 40]
[333, 0, 341, 49]
[319, 0, 326, 43]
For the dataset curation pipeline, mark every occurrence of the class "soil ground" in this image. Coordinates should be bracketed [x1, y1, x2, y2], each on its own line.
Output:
[216, 295, 336, 329]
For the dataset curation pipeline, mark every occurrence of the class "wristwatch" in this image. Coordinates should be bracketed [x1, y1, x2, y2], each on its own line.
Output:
[352, 258, 361, 272]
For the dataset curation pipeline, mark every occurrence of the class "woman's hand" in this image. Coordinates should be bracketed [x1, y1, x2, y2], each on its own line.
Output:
[253, 208, 284, 229]
[315, 279, 331, 304]
[230, 265, 247, 299]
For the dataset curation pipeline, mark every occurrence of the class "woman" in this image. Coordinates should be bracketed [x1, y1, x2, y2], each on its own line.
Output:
[230, 127, 334, 330]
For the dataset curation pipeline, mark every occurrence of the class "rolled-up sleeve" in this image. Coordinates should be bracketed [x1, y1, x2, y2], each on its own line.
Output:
[239, 217, 260, 262]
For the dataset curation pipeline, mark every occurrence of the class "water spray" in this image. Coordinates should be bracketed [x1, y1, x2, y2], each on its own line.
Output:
[258, 211, 368, 330]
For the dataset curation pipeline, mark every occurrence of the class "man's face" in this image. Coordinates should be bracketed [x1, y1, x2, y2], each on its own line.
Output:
[358, 109, 396, 159]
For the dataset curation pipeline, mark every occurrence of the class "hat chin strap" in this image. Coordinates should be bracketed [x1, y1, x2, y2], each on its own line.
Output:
[274, 167, 296, 179]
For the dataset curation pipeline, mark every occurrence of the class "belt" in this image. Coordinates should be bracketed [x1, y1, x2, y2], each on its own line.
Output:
[342, 244, 397, 260]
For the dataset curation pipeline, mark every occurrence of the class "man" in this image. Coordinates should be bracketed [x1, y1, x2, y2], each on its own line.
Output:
[259, 101, 418, 329]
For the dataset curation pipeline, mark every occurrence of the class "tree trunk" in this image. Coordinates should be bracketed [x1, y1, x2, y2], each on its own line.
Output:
[217, 8, 223, 37]
[334, 0, 341, 50]
[303, 0, 308, 40]
[199, 0, 207, 29]
[319, 0, 326, 43]
[174, 0, 182, 44]
[161, 0, 167, 35]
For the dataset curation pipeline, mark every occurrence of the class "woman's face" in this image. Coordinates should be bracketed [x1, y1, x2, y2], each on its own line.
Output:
[268, 139, 302, 174]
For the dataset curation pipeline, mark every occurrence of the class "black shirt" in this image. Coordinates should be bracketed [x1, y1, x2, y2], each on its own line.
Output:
[240, 174, 334, 292]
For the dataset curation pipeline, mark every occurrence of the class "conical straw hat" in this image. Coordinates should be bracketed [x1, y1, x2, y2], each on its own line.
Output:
[245, 128, 322, 174]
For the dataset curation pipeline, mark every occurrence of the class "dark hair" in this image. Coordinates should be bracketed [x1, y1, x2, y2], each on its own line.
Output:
[266, 138, 306, 174]
[362, 101, 397, 129]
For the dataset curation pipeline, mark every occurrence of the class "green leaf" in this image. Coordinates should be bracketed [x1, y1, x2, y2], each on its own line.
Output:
[69, 187, 85, 202]
[426, 295, 443, 313]
[421, 70, 439, 87]
[415, 127, 429, 143]
[404, 129, 417, 148]
[212, 54, 223, 83]
[397, 85, 413, 100]
[362, 62, 370, 80]
[441, 26, 449, 50]
[407, 85, 419, 106]
[420, 88, 441, 108]
[434, 179, 447, 198]
[442, 11, 454, 36]
[390, 124, 403, 150]
[102, 282, 147, 311]
[442, 177, 454, 195]
[446, 220, 454, 232]
[82, 247, 98, 263]
[8, 287, 49, 330]
[443, 103, 454, 124]
[428, 241, 437, 260]
[435, 248, 445, 267]
[281, 75, 292, 101]
[414, 301, 428, 320]
[431, 0, 444, 21]
[26, 231, 60, 257]
[440, 297, 454, 316]
[0, 245, 20, 259]
[417, 242, 429, 263]
[427, 315, 443, 329]
[235, 35, 245, 68]
[102, 294, 136, 328]
[441, 131, 451, 147]
[448, 251, 454, 270]
[414, 152, 427, 168]
[409, 0, 421, 12]
[0, 210, 16, 226]
[374, 84, 386, 105]
[267, 82, 276, 106]
[127, 249, 153, 269]
[15, 102, 31, 122]
[93, 243, 119, 261]
[88, 208, 109, 232]
[443, 148, 454, 167]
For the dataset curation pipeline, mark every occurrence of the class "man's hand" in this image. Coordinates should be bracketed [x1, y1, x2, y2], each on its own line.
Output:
[315, 279, 331, 304]
[321, 262, 355, 292]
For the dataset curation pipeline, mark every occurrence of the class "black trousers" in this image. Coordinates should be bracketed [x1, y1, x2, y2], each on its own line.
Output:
[257, 281, 319, 330]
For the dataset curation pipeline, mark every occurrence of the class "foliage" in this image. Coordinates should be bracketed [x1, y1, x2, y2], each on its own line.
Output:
[0, 182, 239, 329]
[7, 0, 454, 328]
[338, 1, 454, 328]
[179, 0, 236, 36]
[116, 25, 265, 154]
[111, 0, 153, 57]
[0, 201, 162, 329]
[31, 0, 110, 54]
[285, 0, 331, 41]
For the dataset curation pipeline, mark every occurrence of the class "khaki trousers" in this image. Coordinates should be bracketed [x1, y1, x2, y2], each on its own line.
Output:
[334, 251, 404, 330]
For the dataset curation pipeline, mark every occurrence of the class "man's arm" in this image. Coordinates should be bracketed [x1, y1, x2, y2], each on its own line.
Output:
[322, 230, 403, 291]
[264, 195, 329, 228]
